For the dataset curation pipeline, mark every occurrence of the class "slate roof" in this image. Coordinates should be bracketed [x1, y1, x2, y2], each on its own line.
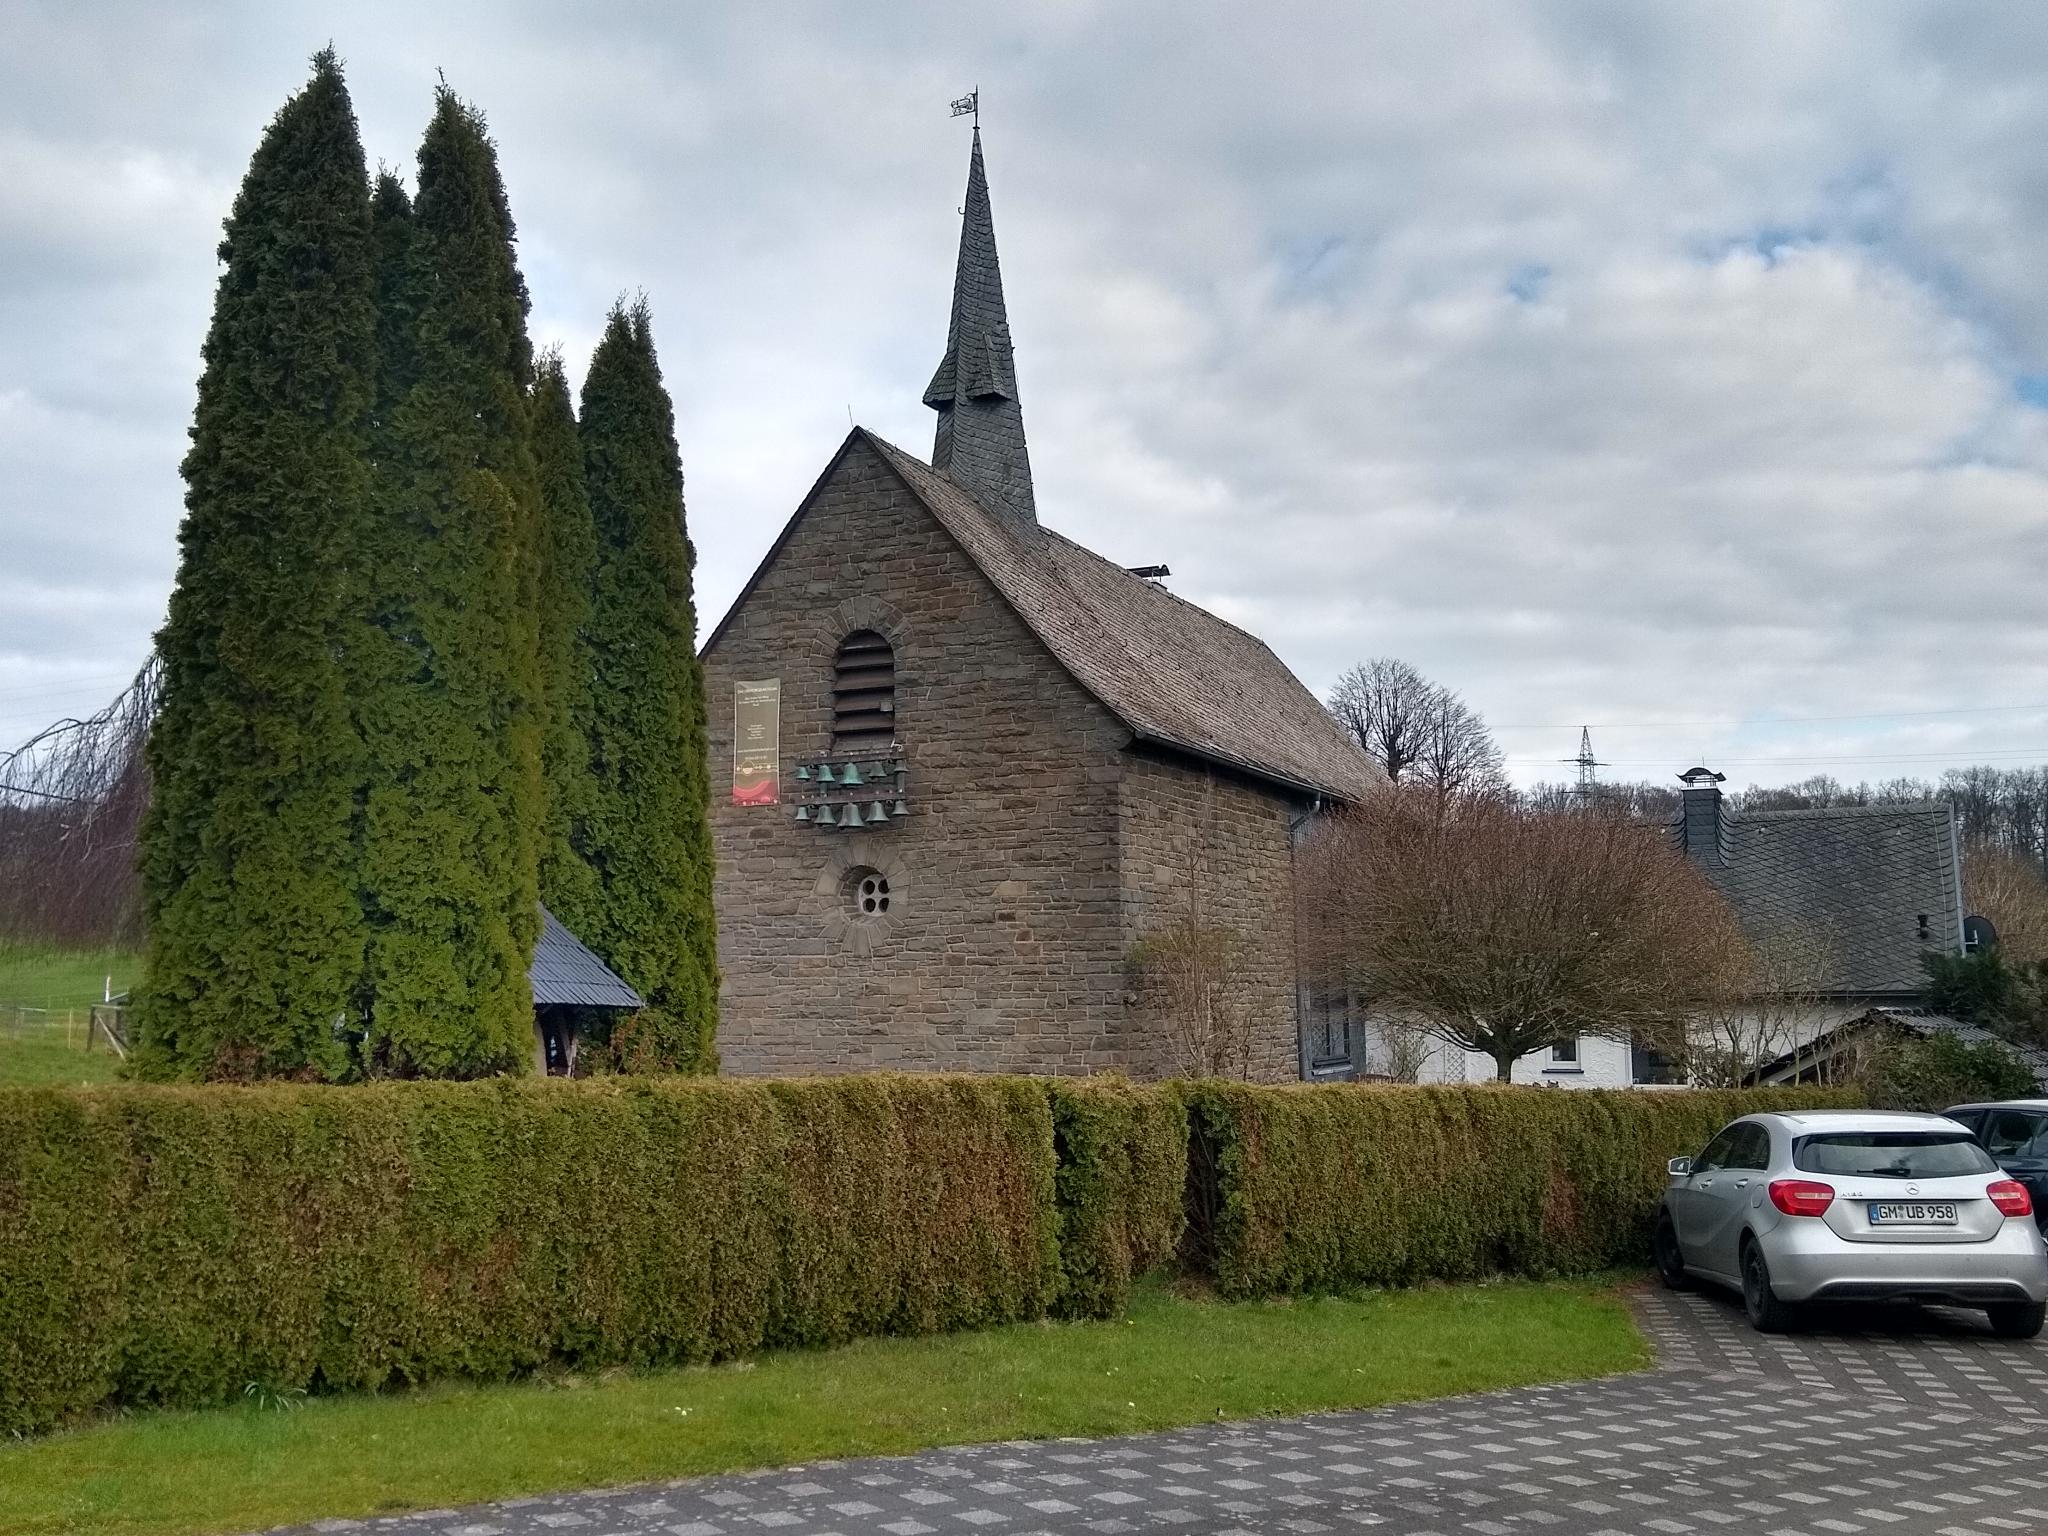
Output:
[530, 905, 643, 1010]
[865, 433, 1378, 802]
[1678, 800, 1964, 996]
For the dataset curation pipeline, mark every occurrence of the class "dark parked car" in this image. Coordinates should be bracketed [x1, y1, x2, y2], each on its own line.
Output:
[1945, 1100, 2048, 1228]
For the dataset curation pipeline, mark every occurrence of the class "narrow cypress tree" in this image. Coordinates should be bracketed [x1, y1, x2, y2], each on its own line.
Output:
[532, 350, 604, 936]
[134, 50, 374, 1081]
[356, 89, 543, 1075]
[581, 300, 719, 1070]
[367, 170, 416, 427]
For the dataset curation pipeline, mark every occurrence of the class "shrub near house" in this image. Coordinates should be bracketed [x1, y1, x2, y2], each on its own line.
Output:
[0, 1075, 1850, 1437]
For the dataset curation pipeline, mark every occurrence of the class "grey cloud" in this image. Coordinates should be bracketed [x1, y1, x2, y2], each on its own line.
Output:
[4, 0, 2047, 791]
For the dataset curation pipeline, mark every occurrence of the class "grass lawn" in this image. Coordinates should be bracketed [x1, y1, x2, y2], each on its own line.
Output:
[0, 940, 139, 1088]
[0, 1277, 1648, 1536]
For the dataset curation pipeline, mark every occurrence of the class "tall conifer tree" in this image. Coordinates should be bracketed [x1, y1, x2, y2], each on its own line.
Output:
[135, 51, 374, 1080]
[355, 89, 543, 1075]
[532, 351, 604, 935]
[368, 171, 416, 426]
[581, 300, 718, 1069]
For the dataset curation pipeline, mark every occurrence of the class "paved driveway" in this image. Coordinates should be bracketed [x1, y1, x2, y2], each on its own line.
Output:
[284, 1286, 2048, 1536]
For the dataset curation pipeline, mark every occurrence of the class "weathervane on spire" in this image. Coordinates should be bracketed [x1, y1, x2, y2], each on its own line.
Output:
[949, 88, 978, 128]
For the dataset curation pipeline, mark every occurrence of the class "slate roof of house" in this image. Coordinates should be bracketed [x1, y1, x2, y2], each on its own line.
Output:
[530, 905, 643, 1010]
[1679, 801, 1964, 996]
[865, 432, 1379, 802]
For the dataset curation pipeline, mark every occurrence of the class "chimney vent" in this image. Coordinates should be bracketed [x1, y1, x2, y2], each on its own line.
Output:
[1677, 766, 1729, 869]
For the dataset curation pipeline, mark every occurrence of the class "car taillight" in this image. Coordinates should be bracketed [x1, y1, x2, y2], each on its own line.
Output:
[1768, 1179, 1835, 1217]
[1988, 1179, 2033, 1218]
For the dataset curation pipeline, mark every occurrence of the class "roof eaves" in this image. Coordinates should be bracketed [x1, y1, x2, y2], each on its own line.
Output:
[1128, 729, 1344, 805]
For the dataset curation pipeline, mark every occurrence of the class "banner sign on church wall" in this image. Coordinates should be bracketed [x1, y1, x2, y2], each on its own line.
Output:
[732, 679, 781, 806]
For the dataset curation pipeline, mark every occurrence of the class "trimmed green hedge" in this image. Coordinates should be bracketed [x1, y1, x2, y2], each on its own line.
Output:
[1047, 1078, 1188, 1319]
[1186, 1082, 1861, 1299]
[0, 1073, 1860, 1436]
[0, 1076, 1058, 1437]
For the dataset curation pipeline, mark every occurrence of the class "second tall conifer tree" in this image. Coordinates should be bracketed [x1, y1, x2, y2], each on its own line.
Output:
[579, 301, 718, 1069]
[356, 90, 543, 1074]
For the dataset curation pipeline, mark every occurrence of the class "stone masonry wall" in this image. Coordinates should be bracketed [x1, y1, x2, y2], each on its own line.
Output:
[1116, 748, 1305, 1084]
[703, 437, 1143, 1075]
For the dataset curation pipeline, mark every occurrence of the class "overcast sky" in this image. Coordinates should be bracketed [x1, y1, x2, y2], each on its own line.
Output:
[6, 2, 2048, 789]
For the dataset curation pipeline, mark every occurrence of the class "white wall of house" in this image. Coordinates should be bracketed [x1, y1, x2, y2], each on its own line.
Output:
[1392, 1032, 1636, 1088]
[1360, 1002, 1875, 1089]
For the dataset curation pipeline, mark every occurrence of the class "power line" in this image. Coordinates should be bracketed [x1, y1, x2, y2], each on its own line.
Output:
[1507, 746, 2048, 768]
[1496, 701, 2048, 731]
[0, 673, 139, 706]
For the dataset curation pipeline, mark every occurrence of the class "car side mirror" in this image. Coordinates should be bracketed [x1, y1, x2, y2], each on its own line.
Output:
[1667, 1156, 1692, 1177]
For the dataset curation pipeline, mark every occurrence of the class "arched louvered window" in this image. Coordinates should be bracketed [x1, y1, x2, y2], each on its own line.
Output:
[831, 630, 896, 749]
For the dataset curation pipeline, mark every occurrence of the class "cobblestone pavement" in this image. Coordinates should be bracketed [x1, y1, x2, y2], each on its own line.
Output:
[278, 1286, 2048, 1536]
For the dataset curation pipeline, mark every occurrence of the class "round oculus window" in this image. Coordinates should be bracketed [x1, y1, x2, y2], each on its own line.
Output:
[850, 870, 891, 919]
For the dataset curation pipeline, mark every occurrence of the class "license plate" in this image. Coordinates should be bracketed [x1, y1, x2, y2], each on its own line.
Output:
[1869, 1201, 1958, 1224]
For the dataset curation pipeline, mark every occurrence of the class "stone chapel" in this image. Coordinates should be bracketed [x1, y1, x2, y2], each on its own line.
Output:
[700, 130, 1377, 1080]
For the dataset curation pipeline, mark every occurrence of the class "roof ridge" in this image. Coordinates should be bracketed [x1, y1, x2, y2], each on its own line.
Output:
[1733, 801, 1950, 822]
[1033, 525, 1296, 664]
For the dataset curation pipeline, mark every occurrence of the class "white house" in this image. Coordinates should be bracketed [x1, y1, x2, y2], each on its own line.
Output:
[1364, 767, 1969, 1088]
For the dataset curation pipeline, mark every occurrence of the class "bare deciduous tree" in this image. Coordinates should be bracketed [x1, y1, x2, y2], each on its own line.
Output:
[1129, 815, 1255, 1080]
[1687, 921, 1841, 1087]
[1302, 788, 1747, 1081]
[1327, 658, 1505, 807]
[0, 658, 156, 946]
[1964, 841, 2048, 966]
[1362, 1017, 1433, 1082]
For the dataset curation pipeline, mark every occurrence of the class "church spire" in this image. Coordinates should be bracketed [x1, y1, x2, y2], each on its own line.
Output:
[924, 127, 1035, 523]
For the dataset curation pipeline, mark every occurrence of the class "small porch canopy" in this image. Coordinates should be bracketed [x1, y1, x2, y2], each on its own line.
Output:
[531, 904, 641, 1074]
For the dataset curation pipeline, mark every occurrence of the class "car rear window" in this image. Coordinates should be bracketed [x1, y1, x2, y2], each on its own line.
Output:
[1792, 1132, 1997, 1178]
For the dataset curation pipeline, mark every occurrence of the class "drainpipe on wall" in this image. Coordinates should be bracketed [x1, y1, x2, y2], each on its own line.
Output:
[1289, 794, 1324, 1081]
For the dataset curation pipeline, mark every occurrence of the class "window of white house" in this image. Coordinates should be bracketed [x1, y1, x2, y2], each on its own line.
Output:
[1630, 1035, 1684, 1085]
[1550, 1036, 1580, 1065]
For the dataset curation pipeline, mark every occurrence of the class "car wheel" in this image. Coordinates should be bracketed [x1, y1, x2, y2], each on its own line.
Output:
[1987, 1300, 2047, 1340]
[1740, 1239, 1797, 1334]
[1654, 1213, 1689, 1291]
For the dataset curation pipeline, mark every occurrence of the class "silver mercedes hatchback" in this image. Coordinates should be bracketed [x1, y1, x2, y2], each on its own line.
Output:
[1655, 1109, 2048, 1336]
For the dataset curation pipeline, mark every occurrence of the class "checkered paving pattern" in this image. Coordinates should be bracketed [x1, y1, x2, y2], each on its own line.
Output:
[272, 1286, 2048, 1536]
